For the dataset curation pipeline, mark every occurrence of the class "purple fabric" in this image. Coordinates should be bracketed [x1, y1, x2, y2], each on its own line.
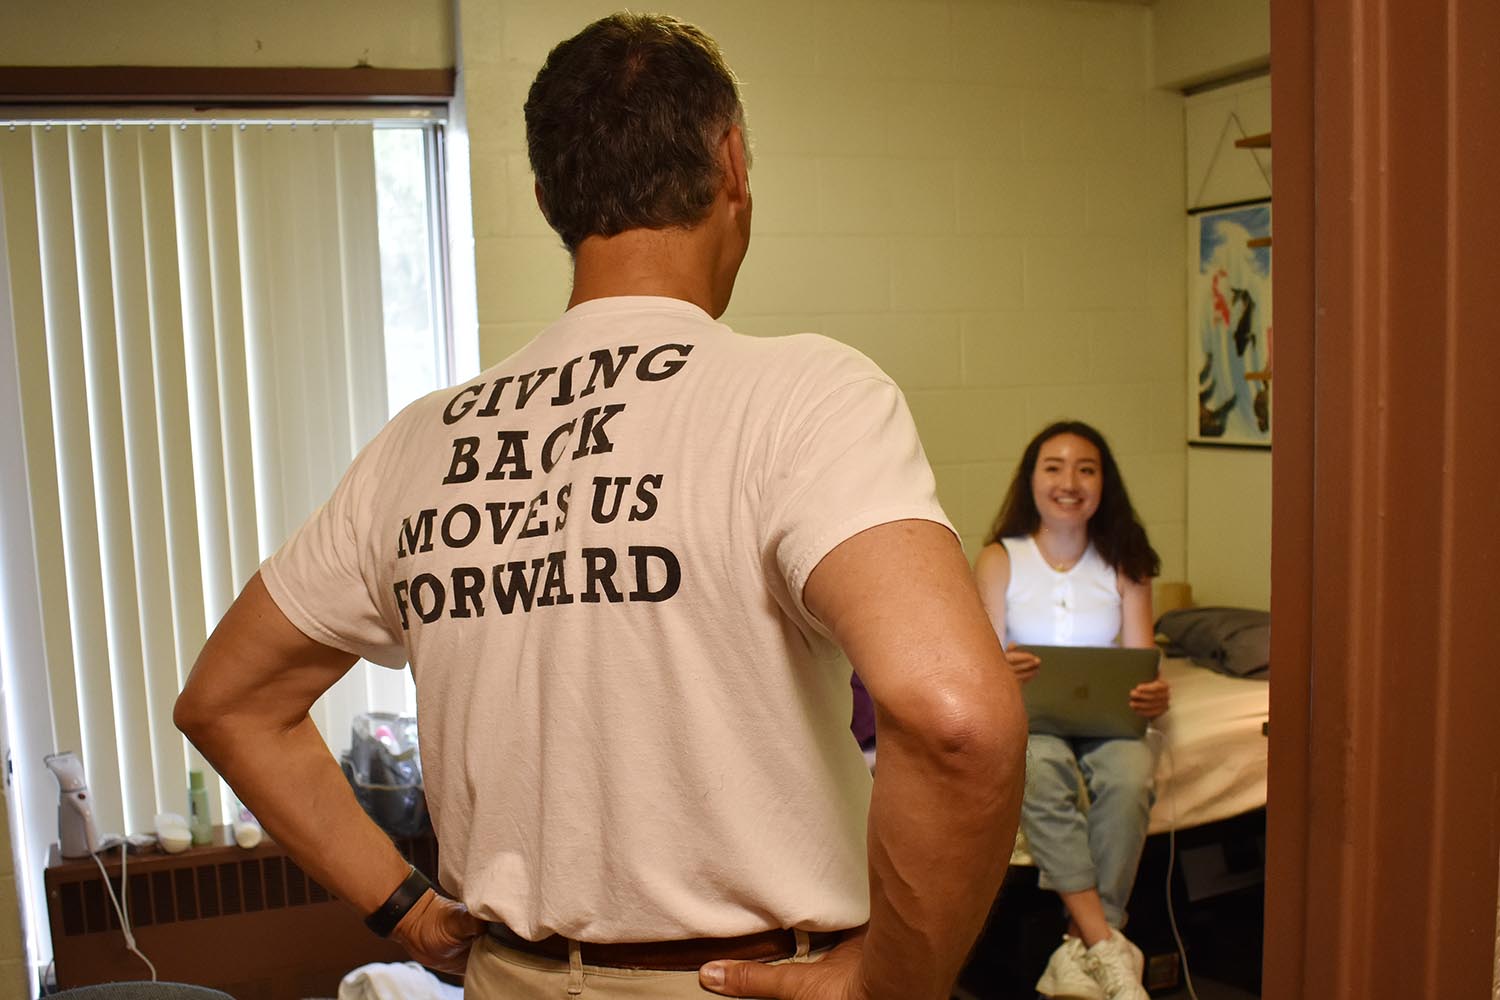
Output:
[850, 672, 876, 748]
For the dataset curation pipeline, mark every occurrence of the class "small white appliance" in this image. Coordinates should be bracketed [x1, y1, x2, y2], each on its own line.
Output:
[44, 751, 103, 858]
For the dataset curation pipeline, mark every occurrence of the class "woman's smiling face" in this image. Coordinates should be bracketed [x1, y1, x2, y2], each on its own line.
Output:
[1030, 432, 1103, 529]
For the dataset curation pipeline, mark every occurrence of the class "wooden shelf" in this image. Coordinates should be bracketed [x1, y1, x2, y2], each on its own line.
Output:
[1235, 132, 1272, 149]
[1247, 236, 1272, 249]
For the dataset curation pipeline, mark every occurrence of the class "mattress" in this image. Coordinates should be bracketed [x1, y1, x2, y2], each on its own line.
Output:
[1011, 656, 1269, 865]
[1145, 657, 1269, 833]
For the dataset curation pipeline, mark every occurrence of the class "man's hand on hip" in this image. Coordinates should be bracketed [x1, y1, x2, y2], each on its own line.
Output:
[393, 890, 486, 976]
[699, 936, 871, 1000]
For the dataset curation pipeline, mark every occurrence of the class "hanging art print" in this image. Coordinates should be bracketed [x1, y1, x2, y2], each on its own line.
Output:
[1188, 201, 1272, 447]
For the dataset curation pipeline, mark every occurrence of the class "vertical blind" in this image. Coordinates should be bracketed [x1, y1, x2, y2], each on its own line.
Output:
[0, 120, 415, 969]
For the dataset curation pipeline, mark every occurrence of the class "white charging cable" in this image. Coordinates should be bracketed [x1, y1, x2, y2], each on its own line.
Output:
[1148, 724, 1198, 1000]
[89, 840, 157, 982]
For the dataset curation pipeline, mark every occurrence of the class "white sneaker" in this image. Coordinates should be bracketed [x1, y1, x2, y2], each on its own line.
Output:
[1083, 931, 1149, 1000]
[1035, 935, 1104, 999]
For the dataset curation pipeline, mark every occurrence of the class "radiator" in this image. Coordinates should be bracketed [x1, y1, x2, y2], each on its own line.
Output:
[45, 826, 440, 999]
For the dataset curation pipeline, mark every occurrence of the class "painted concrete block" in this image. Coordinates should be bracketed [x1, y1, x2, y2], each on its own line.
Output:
[1145, 518, 1188, 586]
[1023, 92, 1143, 164]
[885, 82, 1026, 161]
[0, 877, 20, 968]
[1088, 309, 1181, 385]
[892, 237, 1024, 312]
[1075, 6, 1151, 93]
[460, 64, 532, 154]
[474, 236, 572, 325]
[745, 75, 888, 156]
[949, 0, 1087, 89]
[957, 159, 1091, 236]
[961, 310, 1092, 388]
[673, 0, 819, 80]
[466, 147, 512, 239]
[1118, 451, 1189, 525]
[1023, 382, 1154, 456]
[503, 153, 557, 238]
[821, 312, 963, 389]
[930, 461, 969, 535]
[962, 459, 1020, 541]
[736, 236, 891, 314]
[499, 1, 616, 68]
[819, 157, 955, 235]
[812, 0, 953, 81]
[747, 156, 820, 236]
[1025, 236, 1149, 310]
[478, 321, 547, 368]
[906, 387, 1029, 465]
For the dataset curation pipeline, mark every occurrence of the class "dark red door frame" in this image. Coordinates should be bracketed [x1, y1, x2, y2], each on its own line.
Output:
[1265, 1, 1500, 996]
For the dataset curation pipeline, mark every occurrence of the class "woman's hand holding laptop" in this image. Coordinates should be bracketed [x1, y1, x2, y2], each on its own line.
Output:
[1129, 676, 1171, 719]
[1003, 642, 1042, 683]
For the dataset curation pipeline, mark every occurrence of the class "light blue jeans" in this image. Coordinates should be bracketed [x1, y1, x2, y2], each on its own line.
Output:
[1021, 732, 1156, 928]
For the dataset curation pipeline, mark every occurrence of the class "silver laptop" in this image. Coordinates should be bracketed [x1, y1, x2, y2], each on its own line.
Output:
[1017, 645, 1161, 740]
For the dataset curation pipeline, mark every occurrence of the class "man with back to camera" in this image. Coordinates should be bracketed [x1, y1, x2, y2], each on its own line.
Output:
[175, 12, 1026, 999]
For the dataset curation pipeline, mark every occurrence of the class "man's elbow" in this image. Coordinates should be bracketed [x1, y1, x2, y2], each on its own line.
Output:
[173, 681, 228, 752]
[882, 682, 1027, 775]
[936, 701, 1026, 778]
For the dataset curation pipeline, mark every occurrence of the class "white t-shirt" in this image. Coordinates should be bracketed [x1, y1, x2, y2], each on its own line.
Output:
[999, 535, 1122, 646]
[262, 296, 953, 941]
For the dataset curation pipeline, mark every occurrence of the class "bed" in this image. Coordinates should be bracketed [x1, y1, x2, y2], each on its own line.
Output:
[1145, 656, 1269, 833]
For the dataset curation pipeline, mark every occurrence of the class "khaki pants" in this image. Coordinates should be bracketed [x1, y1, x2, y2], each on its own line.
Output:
[465, 932, 827, 999]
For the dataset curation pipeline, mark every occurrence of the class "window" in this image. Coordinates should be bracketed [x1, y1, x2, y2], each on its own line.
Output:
[0, 109, 473, 986]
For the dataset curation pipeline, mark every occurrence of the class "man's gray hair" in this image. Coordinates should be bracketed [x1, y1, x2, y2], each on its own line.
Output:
[525, 12, 748, 253]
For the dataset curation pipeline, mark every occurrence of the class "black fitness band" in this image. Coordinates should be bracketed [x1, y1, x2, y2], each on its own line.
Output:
[365, 865, 433, 937]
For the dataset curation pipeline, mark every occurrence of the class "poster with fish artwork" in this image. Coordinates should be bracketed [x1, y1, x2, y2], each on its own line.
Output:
[1188, 201, 1272, 447]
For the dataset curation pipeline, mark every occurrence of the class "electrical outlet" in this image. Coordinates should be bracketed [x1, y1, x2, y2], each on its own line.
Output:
[1145, 951, 1181, 992]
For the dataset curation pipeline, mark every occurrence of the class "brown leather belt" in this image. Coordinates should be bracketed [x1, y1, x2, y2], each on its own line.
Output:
[486, 921, 845, 971]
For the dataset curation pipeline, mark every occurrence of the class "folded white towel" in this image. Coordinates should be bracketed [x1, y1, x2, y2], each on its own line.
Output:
[337, 961, 464, 1000]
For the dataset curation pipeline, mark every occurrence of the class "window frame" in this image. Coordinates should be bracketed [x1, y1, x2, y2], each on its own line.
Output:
[0, 100, 470, 992]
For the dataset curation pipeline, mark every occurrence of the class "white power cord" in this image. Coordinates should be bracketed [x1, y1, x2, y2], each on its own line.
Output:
[1148, 725, 1199, 1000]
[89, 840, 157, 982]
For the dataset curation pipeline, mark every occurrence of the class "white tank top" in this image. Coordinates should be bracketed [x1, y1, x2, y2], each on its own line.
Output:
[1000, 535, 1122, 646]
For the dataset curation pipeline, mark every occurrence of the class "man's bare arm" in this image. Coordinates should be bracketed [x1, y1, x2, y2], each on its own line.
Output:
[702, 519, 1027, 1000]
[174, 572, 482, 971]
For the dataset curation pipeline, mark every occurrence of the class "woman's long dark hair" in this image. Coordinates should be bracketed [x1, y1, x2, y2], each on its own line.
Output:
[984, 420, 1160, 583]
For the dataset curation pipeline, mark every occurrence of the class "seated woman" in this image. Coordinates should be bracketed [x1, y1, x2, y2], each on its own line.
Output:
[974, 421, 1169, 1000]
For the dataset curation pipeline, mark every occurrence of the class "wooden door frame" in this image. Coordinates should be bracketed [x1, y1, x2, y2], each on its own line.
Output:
[1264, 1, 1500, 996]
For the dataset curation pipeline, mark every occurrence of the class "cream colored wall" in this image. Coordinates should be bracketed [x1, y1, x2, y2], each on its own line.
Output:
[0, 791, 26, 998]
[1151, 0, 1270, 91]
[0, 0, 452, 69]
[460, 0, 1188, 566]
[1183, 76, 1272, 609]
[1186, 447, 1270, 608]
[0, 675, 25, 992]
[1185, 76, 1272, 210]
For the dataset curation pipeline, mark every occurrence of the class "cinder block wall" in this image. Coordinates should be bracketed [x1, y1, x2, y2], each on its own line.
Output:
[0, 773, 28, 995]
[460, 0, 1187, 567]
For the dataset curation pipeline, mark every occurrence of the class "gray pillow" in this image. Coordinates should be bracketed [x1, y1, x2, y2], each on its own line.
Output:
[1156, 606, 1271, 678]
